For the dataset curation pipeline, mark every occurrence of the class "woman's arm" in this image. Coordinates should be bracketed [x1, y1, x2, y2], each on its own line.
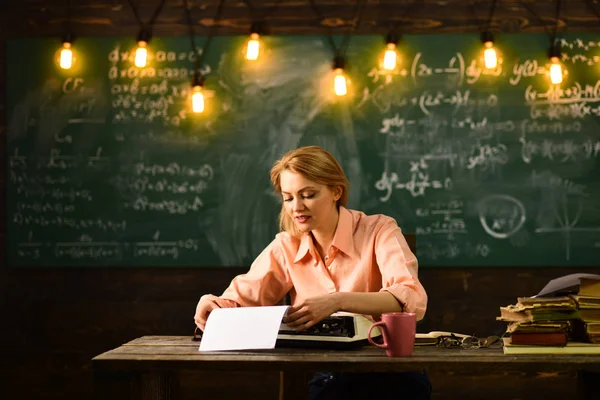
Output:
[194, 236, 293, 330]
[283, 291, 402, 331]
[374, 221, 428, 320]
[333, 291, 403, 315]
[220, 236, 293, 307]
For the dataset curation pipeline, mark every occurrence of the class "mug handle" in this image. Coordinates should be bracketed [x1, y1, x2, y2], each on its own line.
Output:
[367, 321, 387, 349]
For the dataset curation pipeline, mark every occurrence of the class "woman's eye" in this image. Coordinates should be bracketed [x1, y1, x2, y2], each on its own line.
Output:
[283, 198, 292, 202]
[302, 194, 315, 199]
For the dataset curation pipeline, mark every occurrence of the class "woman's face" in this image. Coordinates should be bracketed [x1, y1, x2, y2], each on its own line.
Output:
[279, 170, 340, 234]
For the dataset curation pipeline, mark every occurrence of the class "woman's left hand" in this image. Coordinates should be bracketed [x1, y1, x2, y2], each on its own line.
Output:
[282, 294, 340, 331]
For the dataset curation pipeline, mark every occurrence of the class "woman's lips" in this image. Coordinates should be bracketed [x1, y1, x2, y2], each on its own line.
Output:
[296, 216, 310, 223]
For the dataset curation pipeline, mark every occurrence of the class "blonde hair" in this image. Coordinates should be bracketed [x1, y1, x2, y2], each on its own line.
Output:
[270, 146, 349, 236]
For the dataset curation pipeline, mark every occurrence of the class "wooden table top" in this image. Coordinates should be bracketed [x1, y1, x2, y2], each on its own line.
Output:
[92, 336, 600, 374]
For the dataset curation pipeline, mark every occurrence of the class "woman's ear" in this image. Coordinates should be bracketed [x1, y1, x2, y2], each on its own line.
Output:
[333, 186, 342, 202]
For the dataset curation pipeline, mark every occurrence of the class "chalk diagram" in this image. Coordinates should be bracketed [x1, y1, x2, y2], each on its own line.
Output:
[536, 195, 600, 261]
[478, 194, 526, 239]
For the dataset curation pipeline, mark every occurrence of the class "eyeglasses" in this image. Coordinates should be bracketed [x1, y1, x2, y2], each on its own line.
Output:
[437, 334, 502, 349]
[192, 327, 202, 342]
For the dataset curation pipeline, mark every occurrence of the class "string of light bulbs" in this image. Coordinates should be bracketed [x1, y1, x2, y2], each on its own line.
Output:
[183, 0, 204, 114]
[127, 0, 166, 68]
[548, 0, 565, 85]
[480, 0, 499, 70]
[381, 0, 420, 72]
[241, 0, 283, 61]
[53, 0, 584, 112]
[184, 0, 227, 114]
[308, 0, 366, 97]
[58, 0, 75, 70]
[518, 0, 566, 85]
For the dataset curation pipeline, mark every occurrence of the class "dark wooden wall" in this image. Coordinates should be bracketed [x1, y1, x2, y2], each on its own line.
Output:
[1, 1, 600, 399]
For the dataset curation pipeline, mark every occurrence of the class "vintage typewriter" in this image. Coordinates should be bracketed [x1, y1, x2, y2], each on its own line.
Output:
[276, 312, 382, 349]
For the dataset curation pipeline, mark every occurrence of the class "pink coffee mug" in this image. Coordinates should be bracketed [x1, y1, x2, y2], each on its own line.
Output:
[367, 312, 416, 357]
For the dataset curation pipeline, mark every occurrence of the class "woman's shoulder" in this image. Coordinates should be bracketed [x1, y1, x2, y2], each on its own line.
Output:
[346, 208, 399, 229]
[273, 231, 302, 250]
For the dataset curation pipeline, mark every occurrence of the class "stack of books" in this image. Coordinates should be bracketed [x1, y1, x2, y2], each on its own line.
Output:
[498, 273, 600, 354]
[571, 276, 600, 344]
[498, 296, 577, 348]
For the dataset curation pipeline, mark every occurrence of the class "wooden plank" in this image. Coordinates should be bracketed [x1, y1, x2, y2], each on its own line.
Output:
[92, 340, 600, 375]
[90, 338, 600, 400]
[2, 0, 600, 37]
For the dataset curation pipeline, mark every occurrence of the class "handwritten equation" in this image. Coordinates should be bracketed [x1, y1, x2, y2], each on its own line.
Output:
[415, 199, 467, 238]
[16, 235, 200, 261]
[375, 158, 453, 200]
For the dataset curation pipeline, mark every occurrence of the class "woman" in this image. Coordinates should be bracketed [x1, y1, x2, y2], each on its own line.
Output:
[194, 145, 431, 399]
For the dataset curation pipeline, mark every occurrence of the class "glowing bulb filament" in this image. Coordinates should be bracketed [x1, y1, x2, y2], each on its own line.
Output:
[246, 33, 260, 61]
[549, 57, 563, 84]
[59, 43, 73, 70]
[383, 43, 397, 71]
[191, 85, 205, 113]
[135, 41, 148, 68]
[334, 69, 347, 96]
[483, 42, 497, 69]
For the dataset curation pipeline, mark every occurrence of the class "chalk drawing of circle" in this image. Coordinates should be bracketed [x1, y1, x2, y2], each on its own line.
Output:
[478, 194, 526, 239]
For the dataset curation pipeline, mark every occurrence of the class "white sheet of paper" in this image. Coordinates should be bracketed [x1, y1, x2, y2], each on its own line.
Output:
[199, 305, 290, 351]
[534, 273, 600, 297]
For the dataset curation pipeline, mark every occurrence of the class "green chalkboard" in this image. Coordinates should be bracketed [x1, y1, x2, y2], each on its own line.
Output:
[6, 33, 600, 267]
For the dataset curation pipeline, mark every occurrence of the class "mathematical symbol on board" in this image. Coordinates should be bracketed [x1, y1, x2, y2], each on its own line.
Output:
[536, 196, 600, 261]
[478, 194, 526, 239]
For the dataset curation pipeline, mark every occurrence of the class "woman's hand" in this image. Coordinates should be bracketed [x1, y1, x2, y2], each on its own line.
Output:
[282, 294, 340, 331]
[194, 294, 222, 331]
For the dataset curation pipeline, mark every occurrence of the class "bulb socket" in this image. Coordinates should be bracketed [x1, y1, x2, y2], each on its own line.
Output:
[250, 21, 264, 35]
[385, 33, 399, 46]
[333, 56, 345, 70]
[137, 29, 152, 45]
[481, 31, 494, 45]
[62, 32, 75, 45]
[192, 73, 205, 88]
[548, 42, 561, 60]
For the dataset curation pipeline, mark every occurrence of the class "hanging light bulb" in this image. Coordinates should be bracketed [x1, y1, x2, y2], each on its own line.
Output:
[382, 34, 399, 71]
[246, 33, 260, 60]
[333, 56, 347, 96]
[190, 73, 205, 113]
[549, 62, 563, 84]
[135, 29, 151, 68]
[548, 43, 564, 85]
[246, 23, 262, 61]
[59, 35, 75, 69]
[481, 31, 497, 69]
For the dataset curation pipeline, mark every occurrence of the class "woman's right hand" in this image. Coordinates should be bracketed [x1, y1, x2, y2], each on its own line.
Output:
[194, 294, 222, 331]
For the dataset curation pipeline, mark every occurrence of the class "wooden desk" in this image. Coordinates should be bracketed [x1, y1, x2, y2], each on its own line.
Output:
[93, 336, 600, 400]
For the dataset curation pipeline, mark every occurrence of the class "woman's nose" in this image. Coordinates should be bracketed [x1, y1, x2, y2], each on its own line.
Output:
[292, 197, 305, 211]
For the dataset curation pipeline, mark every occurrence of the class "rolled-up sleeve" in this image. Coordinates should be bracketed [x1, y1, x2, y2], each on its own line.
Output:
[220, 238, 293, 307]
[374, 221, 428, 321]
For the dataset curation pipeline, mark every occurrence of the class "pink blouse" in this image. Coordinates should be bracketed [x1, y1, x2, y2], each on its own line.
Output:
[218, 206, 427, 320]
